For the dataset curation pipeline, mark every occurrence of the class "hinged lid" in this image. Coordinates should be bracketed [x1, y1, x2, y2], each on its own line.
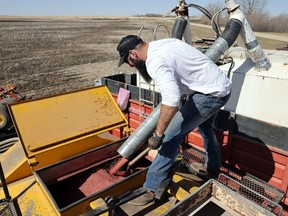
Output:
[8, 86, 128, 158]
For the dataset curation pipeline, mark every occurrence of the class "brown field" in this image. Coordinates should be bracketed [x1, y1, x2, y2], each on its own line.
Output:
[0, 16, 287, 99]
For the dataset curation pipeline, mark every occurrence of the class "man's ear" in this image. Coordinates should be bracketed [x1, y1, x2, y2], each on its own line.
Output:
[129, 49, 138, 59]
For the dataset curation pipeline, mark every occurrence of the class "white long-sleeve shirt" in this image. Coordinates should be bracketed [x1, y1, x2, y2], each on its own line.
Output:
[146, 38, 231, 107]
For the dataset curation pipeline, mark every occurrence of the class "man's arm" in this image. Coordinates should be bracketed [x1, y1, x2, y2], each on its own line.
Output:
[155, 104, 178, 137]
[147, 104, 178, 149]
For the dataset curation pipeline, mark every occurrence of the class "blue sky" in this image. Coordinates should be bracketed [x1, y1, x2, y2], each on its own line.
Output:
[0, 0, 286, 17]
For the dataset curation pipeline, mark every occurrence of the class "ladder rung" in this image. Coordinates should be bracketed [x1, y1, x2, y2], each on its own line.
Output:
[139, 98, 154, 105]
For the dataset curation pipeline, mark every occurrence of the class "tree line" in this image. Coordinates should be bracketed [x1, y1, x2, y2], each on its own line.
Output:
[202, 0, 288, 33]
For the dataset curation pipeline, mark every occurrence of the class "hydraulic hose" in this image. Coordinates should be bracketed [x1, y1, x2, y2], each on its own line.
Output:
[0, 137, 19, 145]
[188, 3, 221, 37]
[0, 137, 19, 154]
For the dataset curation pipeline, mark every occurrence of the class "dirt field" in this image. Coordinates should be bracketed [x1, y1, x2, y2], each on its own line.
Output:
[0, 16, 169, 99]
[0, 16, 287, 99]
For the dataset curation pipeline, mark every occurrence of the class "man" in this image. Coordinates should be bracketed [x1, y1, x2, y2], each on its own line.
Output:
[117, 35, 231, 205]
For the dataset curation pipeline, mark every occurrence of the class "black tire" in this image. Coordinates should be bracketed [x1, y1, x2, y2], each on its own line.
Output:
[0, 104, 12, 130]
[1, 97, 16, 105]
[0, 98, 15, 131]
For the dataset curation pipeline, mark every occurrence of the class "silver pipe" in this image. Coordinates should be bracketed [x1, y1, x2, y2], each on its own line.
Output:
[117, 104, 160, 159]
[205, 37, 230, 62]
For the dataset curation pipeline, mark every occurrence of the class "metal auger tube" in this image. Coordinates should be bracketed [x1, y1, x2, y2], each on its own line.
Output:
[171, 17, 187, 41]
[206, 0, 270, 70]
[205, 18, 242, 62]
[117, 104, 161, 159]
[239, 15, 271, 70]
[225, 0, 271, 70]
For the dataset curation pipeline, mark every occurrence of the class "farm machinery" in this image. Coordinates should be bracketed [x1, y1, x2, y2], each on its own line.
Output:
[0, 83, 23, 131]
[0, 83, 25, 154]
[0, 0, 288, 215]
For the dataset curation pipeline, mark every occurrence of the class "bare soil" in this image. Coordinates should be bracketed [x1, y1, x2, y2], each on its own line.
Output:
[0, 16, 164, 99]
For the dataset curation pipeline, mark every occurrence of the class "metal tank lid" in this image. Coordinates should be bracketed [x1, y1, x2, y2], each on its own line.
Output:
[8, 85, 128, 158]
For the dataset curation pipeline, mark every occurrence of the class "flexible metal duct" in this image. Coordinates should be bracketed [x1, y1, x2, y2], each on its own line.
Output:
[171, 17, 187, 40]
[117, 105, 160, 159]
[205, 18, 242, 62]
[216, 0, 271, 70]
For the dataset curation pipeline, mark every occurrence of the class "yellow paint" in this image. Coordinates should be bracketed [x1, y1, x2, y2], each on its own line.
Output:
[0, 86, 128, 186]
[153, 199, 177, 215]
[167, 174, 199, 201]
[0, 176, 55, 215]
[0, 85, 201, 215]
[17, 178, 56, 216]
[31, 166, 147, 216]
[8, 86, 127, 158]
[0, 113, 4, 125]
[31, 132, 122, 171]
[90, 198, 109, 216]
[0, 132, 121, 186]
[168, 182, 191, 201]
[0, 141, 32, 185]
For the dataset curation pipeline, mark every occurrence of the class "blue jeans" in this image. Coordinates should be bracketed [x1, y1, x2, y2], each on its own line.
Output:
[144, 92, 230, 191]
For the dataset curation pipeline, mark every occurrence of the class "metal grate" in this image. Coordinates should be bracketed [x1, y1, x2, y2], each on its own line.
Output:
[220, 163, 285, 205]
[181, 146, 286, 212]
[181, 144, 206, 165]
[218, 173, 283, 215]
[0, 201, 14, 216]
[0, 162, 17, 216]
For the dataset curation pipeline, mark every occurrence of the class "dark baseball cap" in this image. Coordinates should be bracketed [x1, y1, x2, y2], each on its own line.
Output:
[117, 35, 143, 67]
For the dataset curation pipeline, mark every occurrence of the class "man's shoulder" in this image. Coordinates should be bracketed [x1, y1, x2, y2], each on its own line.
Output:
[151, 38, 179, 45]
[149, 38, 179, 53]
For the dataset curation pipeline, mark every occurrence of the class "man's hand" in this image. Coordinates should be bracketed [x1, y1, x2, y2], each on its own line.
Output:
[148, 133, 165, 150]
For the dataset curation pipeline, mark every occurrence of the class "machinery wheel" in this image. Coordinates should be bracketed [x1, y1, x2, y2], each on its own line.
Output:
[0, 104, 11, 130]
[1, 97, 16, 105]
[0, 98, 15, 131]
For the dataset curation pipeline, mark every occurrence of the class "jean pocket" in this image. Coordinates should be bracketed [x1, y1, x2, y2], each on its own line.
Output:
[194, 94, 220, 118]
